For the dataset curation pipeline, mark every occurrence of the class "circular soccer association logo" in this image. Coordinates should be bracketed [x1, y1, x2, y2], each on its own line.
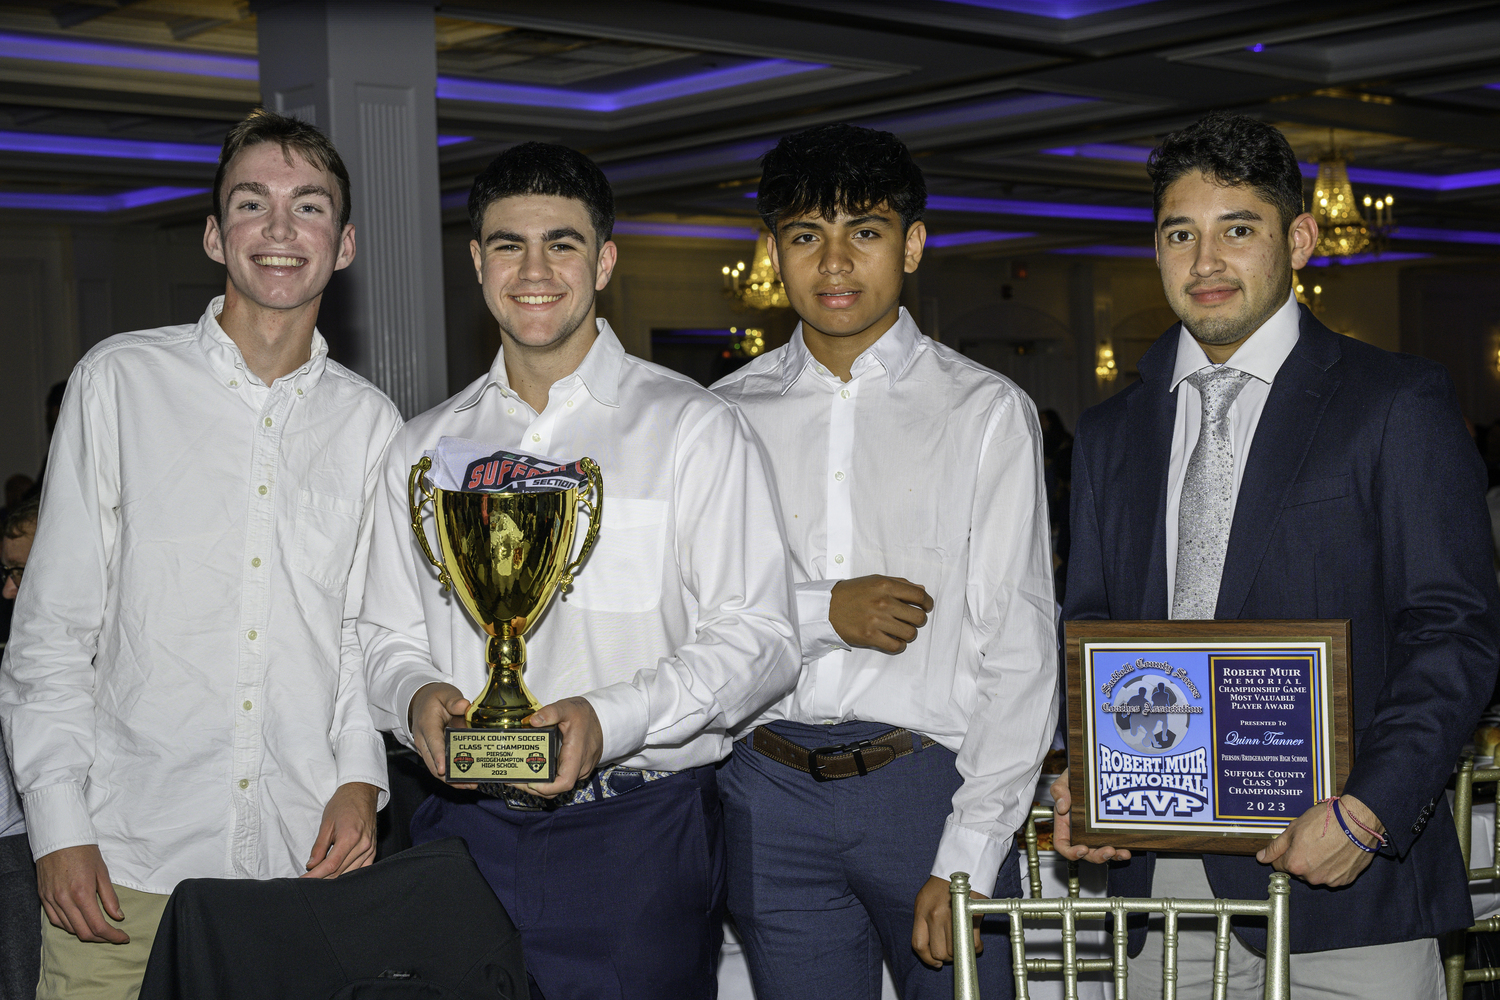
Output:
[1113, 673, 1193, 754]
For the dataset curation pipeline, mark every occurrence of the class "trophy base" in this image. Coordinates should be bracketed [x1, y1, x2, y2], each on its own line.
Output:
[446, 726, 559, 783]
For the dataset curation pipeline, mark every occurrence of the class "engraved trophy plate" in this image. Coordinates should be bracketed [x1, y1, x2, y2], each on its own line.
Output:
[409, 454, 603, 784]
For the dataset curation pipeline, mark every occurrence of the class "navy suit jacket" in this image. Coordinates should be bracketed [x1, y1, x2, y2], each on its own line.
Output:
[1064, 306, 1500, 953]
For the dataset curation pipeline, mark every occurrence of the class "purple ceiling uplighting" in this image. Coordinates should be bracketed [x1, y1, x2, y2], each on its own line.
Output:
[928, 194, 1154, 223]
[1391, 227, 1500, 246]
[613, 221, 759, 240]
[1051, 245, 1155, 257]
[1302, 252, 1431, 266]
[927, 230, 1035, 248]
[0, 131, 471, 163]
[934, 0, 1159, 17]
[436, 59, 825, 112]
[861, 92, 1094, 135]
[0, 31, 255, 79]
[0, 186, 210, 212]
[0, 130, 219, 162]
[1044, 143, 1500, 191]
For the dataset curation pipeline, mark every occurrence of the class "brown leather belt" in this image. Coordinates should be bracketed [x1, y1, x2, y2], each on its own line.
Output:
[750, 725, 935, 782]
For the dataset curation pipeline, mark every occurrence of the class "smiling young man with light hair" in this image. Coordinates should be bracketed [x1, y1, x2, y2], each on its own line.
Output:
[1054, 112, 1499, 999]
[0, 109, 400, 998]
[358, 142, 797, 999]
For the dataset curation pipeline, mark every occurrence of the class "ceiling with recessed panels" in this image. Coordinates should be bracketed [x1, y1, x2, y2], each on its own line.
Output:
[0, 0, 1497, 261]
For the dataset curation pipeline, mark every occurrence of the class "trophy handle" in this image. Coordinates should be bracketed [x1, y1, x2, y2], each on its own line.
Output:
[559, 457, 603, 591]
[407, 457, 453, 592]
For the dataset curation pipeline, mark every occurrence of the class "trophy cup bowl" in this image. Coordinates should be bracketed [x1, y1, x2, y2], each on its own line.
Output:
[408, 455, 602, 783]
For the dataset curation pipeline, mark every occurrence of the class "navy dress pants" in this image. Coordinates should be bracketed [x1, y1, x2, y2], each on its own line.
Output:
[0, 833, 38, 1000]
[411, 764, 725, 1000]
[718, 720, 1018, 1000]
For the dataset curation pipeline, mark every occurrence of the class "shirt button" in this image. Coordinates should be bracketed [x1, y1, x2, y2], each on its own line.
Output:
[834, 471, 845, 482]
[532, 433, 541, 442]
[243, 700, 253, 711]
[251, 557, 261, 568]
[296, 388, 303, 396]
[264, 417, 273, 427]
[840, 389, 850, 399]
[834, 554, 845, 564]
[238, 779, 249, 790]
[566, 399, 574, 407]
[258, 485, 268, 496]
[228, 380, 238, 388]
[247, 630, 257, 640]
[507, 407, 516, 415]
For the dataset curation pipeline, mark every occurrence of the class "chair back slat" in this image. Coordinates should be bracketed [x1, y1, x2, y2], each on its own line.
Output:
[951, 870, 1293, 1000]
[1160, 908, 1179, 1000]
[1448, 757, 1500, 999]
[1112, 899, 1130, 1000]
[1211, 911, 1233, 1000]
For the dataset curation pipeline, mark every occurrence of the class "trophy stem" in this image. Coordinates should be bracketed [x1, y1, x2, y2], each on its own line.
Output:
[466, 628, 544, 729]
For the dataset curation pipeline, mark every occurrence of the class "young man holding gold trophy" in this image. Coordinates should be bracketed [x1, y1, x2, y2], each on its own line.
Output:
[358, 143, 799, 998]
[0, 110, 399, 998]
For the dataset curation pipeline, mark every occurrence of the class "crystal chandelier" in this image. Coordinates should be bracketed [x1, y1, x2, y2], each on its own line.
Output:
[1311, 140, 1394, 258]
[721, 234, 789, 310]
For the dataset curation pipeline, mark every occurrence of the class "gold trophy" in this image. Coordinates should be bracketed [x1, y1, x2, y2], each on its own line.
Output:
[407, 455, 602, 782]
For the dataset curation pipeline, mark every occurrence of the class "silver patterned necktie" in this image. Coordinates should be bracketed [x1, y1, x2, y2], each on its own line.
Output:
[1172, 367, 1254, 620]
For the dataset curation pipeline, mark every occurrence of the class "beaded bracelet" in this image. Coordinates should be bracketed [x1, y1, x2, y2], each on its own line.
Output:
[1332, 798, 1382, 853]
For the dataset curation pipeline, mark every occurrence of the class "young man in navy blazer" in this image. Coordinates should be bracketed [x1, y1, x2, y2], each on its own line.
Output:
[1053, 112, 1500, 997]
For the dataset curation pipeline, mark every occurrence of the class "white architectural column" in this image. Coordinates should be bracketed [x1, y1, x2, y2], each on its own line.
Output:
[253, 0, 447, 417]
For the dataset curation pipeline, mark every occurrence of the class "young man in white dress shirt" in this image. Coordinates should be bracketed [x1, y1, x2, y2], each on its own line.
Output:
[357, 142, 798, 999]
[711, 123, 1057, 999]
[0, 110, 398, 999]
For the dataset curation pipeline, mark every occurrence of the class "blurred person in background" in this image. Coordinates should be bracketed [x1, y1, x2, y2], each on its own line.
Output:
[0, 496, 40, 998]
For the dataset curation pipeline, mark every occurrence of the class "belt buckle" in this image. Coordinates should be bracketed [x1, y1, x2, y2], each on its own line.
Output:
[809, 739, 874, 782]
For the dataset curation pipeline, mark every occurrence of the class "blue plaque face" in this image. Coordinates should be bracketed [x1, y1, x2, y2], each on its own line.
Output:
[1078, 638, 1337, 845]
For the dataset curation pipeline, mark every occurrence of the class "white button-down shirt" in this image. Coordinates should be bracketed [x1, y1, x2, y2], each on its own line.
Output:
[713, 308, 1058, 892]
[1165, 291, 1301, 604]
[0, 745, 23, 841]
[0, 298, 400, 894]
[359, 321, 798, 771]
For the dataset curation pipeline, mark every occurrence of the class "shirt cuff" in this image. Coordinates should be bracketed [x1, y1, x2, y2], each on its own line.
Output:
[334, 731, 392, 812]
[585, 682, 652, 766]
[796, 579, 850, 662]
[930, 819, 1013, 896]
[21, 782, 97, 862]
[391, 668, 452, 750]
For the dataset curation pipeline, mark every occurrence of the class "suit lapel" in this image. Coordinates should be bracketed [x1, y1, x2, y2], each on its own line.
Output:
[1216, 311, 1342, 618]
[1125, 328, 1179, 619]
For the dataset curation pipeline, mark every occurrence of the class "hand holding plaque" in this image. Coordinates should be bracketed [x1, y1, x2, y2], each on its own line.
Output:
[408, 441, 602, 783]
[1065, 620, 1353, 855]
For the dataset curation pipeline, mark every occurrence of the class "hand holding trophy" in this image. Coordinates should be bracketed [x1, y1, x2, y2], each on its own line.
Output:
[408, 440, 602, 783]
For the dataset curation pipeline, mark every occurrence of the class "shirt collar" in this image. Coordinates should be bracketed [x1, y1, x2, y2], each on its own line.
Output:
[195, 295, 328, 391]
[778, 306, 924, 393]
[456, 317, 624, 411]
[1169, 290, 1300, 392]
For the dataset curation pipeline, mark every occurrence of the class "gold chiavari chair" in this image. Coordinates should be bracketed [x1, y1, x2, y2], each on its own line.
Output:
[1445, 756, 1500, 999]
[951, 816, 1293, 1000]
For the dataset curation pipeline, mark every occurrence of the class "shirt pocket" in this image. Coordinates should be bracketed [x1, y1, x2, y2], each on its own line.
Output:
[292, 487, 362, 592]
[566, 497, 669, 614]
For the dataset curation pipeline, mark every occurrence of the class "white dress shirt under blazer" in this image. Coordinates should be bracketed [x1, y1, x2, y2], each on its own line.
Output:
[1165, 291, 1301, 605]
[0, 298, 401, 894]
[359, 321, 799, 772]
[712, 308, 1059, 893]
